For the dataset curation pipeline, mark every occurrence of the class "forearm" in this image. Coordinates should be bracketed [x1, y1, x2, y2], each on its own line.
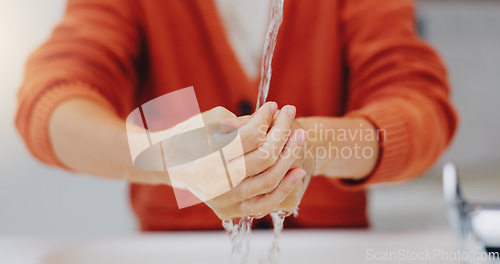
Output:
[296, 116, 380, 180]
[49, 98, 169, 185]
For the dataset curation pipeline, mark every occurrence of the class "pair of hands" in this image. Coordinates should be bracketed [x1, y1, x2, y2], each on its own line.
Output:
[162, 102, 315, 220]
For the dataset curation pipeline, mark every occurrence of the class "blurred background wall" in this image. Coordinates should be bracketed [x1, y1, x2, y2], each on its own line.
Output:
[0, 0, 499, 235]
[0, 0, 136, 235]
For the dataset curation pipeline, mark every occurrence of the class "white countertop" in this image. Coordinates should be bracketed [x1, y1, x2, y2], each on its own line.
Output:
[0, 228, 462, 264]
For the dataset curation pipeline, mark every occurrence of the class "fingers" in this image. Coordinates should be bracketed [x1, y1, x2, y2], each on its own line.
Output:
[237, 105, 297, 177]
[239, 168, 306, 217]
[232, 129, 306, 201]
[212, 129, 305, 209]
[204, 104, 306, 220]
[279, 180, 305, 215]
[236, 102, 278, 153]
[202, 106, 237, 126]
[208, 168, 305, 220]
[220, 116, 251, 134]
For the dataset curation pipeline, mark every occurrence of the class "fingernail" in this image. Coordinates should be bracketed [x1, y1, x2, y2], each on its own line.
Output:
[269, 102, 278, 114]
[295, 129, 306, 146]
[287, 106, 296, 119]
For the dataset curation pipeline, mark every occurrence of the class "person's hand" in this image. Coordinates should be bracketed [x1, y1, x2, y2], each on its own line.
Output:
[205, 105, 307, 220]
[277, 119, 317, 216]
[140, 102, 306, 220]
[219, 108, 316, 217]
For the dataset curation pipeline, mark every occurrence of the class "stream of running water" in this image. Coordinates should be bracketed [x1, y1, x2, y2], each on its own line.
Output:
[256, 0, 285, 109]
[223, 1, 287, 263]
[265, 210, 287, 263]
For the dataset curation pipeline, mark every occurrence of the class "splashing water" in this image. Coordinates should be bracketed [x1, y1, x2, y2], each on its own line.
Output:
[223, 209, 299, 264]
[256, 0, 285, 109]
[223, 216, 254, 264]
[267, 210, 287, 263]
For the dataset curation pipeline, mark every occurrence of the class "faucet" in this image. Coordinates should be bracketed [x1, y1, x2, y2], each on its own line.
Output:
[443, 163, 500, 262]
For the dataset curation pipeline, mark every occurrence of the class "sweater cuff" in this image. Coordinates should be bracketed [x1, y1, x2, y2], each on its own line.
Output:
[332, 100, 411, 191]
[27, 81, 115, 169]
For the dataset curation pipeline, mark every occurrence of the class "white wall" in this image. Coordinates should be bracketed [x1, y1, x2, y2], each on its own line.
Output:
[418, 0, 500, 171]
[372, 0, 500, 230]
[0, 0, 136, 235]
[0, 0, 499, 235]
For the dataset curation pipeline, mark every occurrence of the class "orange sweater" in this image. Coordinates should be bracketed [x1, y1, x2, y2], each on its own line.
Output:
[16, 0, 457, 230]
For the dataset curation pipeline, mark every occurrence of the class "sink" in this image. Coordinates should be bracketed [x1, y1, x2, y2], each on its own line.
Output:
[32, 229, 458, 264]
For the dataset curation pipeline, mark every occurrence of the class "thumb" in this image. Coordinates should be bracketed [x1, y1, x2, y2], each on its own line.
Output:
[220, 116, 251, 134]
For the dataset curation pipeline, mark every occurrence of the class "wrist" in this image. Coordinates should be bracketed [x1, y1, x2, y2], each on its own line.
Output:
[294, 116, 380, 180]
